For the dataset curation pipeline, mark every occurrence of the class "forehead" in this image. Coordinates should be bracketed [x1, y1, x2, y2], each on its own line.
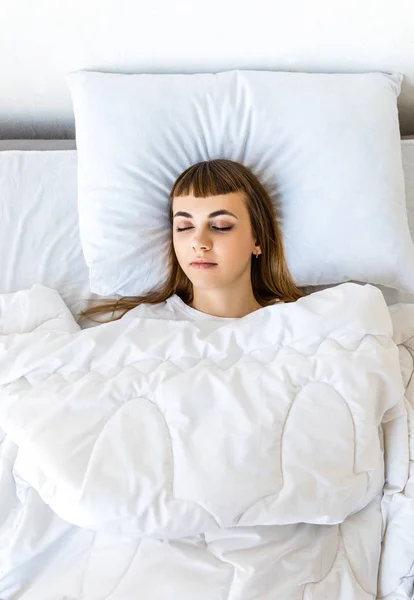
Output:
[172, 191, 248, 216]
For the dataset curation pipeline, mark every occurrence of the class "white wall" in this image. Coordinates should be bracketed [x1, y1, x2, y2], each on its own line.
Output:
[1, 0, 414, 139]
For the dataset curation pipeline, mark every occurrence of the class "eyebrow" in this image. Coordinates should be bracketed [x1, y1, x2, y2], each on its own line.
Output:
[173, 209, 239, 219]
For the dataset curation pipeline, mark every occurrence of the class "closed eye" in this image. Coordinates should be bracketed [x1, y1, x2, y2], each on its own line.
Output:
[175, 226, 233, 232]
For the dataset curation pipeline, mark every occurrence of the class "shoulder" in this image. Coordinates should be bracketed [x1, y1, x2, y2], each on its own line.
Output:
[123, 295, 186, 321]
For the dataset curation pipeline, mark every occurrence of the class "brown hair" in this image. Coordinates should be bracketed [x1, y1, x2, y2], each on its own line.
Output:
[75, 158, 305, 325]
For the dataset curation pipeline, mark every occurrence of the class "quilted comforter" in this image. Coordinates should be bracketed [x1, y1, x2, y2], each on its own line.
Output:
[0, 282, 413, 599]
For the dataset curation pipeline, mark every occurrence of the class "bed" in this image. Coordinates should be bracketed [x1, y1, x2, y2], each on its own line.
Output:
[0, 138, 414, 599]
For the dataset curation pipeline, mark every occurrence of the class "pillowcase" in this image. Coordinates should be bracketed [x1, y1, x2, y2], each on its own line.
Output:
[67, 69, 414, 297]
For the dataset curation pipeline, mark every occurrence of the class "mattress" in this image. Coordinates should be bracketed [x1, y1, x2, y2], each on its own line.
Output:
[0, 139, 413, 326]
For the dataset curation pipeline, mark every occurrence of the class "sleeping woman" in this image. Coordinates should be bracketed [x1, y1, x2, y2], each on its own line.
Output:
[76, 158, 305, 325]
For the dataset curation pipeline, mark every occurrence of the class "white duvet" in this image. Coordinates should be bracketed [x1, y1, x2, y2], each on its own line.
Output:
[0, 282, 413, 599]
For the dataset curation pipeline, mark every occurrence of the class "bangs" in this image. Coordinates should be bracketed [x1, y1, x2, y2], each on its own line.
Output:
[170, 160, 245, 199]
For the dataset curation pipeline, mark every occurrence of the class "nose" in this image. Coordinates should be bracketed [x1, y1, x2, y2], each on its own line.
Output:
[192, 230, 212, 252]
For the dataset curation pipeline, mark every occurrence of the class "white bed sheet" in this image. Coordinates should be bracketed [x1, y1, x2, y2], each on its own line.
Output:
[0, 148, 95, 324]
[0, 139, 413, 327]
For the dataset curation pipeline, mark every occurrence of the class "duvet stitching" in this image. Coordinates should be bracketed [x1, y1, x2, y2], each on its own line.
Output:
[10, 379, 373, 528]
[202, 540, 237, 600]
[234, 382, 364, 525]
[301, 531, 340, 595]
[151, 398, 224, 530]
[338, 524, 376, 597]
[13, 333, 392, 389]
[99, 537, 144, 600]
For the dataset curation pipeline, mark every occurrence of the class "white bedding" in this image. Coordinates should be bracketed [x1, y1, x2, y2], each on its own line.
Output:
[0, 140, 414, 322]
[0, 282, 413, 599]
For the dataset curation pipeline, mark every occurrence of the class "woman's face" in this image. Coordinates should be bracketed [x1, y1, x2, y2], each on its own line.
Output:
[172, 191, 261, 291]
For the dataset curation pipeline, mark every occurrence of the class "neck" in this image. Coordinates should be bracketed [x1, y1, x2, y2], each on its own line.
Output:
[189, 287, 263, 318]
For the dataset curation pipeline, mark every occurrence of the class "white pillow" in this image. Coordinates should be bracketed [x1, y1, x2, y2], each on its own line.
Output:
[67, 69, 414, 297]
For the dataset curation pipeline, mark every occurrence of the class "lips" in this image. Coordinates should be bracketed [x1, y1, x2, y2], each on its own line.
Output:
[190, 261, 218, 269]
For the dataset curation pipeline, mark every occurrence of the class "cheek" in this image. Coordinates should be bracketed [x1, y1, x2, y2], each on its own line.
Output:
[220, 233, 250, 262]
